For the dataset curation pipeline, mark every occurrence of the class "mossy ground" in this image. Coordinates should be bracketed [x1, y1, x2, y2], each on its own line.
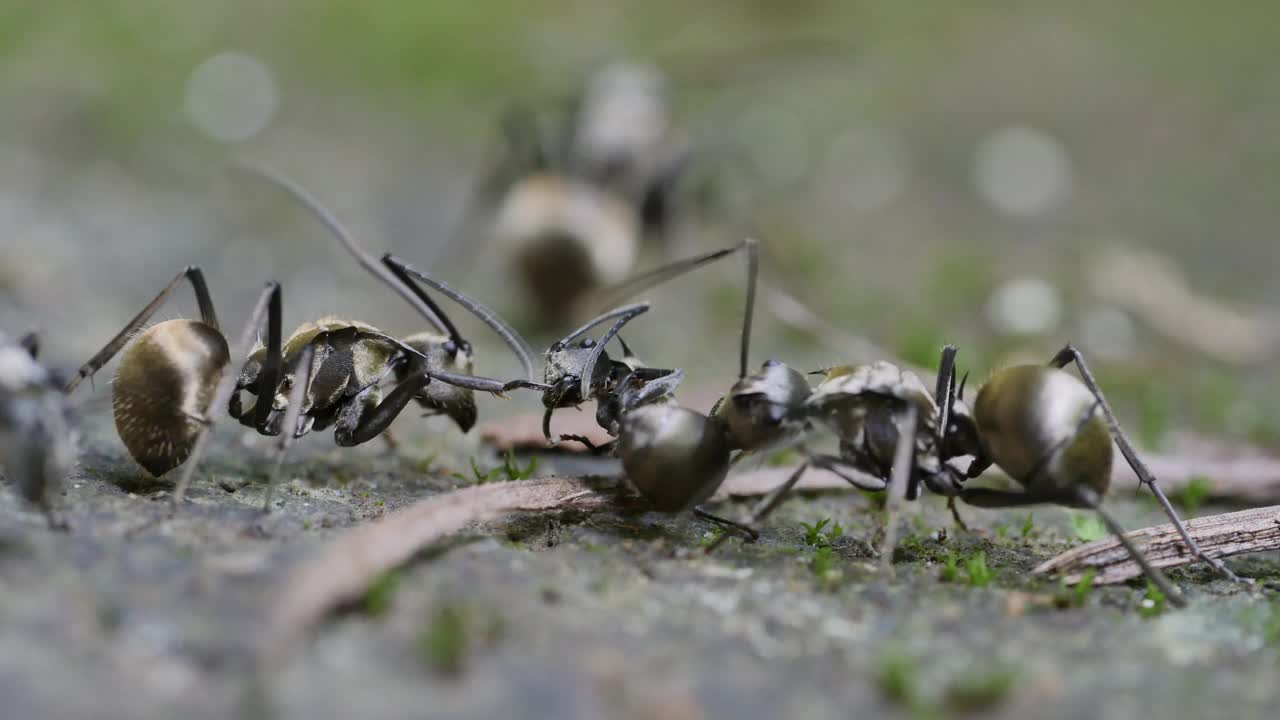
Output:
[5, 6, 1280, 718]
[2, 418, 1276, 720]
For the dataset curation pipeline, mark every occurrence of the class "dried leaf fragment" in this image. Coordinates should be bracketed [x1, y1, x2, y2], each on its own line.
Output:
[1035, 504, 1280, 585]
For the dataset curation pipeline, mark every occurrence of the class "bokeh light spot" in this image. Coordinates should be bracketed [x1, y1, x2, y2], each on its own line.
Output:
[973, 126, 1072, 218]
[986, 276, 1062, 335]
[184, 51, 279, 143]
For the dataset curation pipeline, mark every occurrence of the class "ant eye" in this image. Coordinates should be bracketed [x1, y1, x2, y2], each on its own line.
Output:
[443, 340, 458, 355]
[580, 338, 596, 348]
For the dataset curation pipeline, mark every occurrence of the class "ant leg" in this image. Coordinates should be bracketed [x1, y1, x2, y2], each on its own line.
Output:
[703, 460, 811, 555]
[946, 498, 969, 531]
[959, 485, 1188, 605]
[806, 453, 890, 491]
[556, 434, 618, 455]
[65, 266, 220, 394]
[703, 442, 892, 555]
[619, 369, 684, 412]
[737, 238, 759, 381]
[959, 488, 1054, 508]
[924, 345, 958, 501]
[335, 374, 435, 447]
[1076, 487, 1187, 608]
[626, 365, 680, 382]
[262, 346, 314, 513]
[693, 506, 759, 541]
[171, 282, 280, 507]
[880, 405, 918, 575]
[1050, 344, 1244, 582]
[250, 281, 284, 433]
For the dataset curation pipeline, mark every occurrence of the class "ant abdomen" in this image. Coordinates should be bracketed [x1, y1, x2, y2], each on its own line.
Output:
[496, 174, 638, 313]
[617, 405, 731, 512]
[715, 361, 810, 452]
[974, 365, 1112, 501]
[111, 319, 229, 476]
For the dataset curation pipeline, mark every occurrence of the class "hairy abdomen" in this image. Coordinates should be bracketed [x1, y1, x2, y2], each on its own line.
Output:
[112, 320, 229, 476]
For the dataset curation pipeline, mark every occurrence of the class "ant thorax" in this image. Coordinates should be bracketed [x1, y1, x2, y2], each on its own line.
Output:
[807, 361, 942, 465]
[715, 360, 811, 452]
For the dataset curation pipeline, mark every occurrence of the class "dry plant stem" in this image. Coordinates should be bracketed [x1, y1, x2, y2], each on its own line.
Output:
[1035, 505, 1280, 586]
[265, 477, 617, 666]
[264, 468, 856, 667]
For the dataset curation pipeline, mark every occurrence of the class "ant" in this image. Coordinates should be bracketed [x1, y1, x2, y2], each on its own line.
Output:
[709, 331, 1236, 605]
[63, 165, 531, 510]
[585, 238, 892, 537]
[369, 241, 756, 450]
[453, 62, 693, 317]
[358, 233, 775, 535]
[64, 271, 282, 507]
[0, 331, 74, 528]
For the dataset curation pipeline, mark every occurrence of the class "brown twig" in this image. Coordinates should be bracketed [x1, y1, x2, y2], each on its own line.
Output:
[264, 466, 853, 666]
[265, 477, 617, 666]
[1034, 504, 1280, 585]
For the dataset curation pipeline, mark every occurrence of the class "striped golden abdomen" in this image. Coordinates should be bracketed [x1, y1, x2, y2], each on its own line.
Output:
[974, 365, 1111, 499]
[112, 320, 229, 476]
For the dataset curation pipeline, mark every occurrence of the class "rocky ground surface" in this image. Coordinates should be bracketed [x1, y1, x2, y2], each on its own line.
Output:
[1, 415, 1278, 720]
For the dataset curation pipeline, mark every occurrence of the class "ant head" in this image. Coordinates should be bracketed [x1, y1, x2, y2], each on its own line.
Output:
[732, 360, 810, 409]
[544, 339, 612, 402]
[940, 397, 982, 460]
[717, 361, 811, 451]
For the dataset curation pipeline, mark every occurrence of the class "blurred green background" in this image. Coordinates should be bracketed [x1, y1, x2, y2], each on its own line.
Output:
[3, 1, 1279, 449]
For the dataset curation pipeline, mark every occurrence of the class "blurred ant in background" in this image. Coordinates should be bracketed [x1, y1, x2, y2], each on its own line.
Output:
[0, 331, 73, 528]
[452, 62, 698, 319]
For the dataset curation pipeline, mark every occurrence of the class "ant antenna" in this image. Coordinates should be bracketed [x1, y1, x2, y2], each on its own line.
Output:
[382, 255, 538, 384]
[557, 302, 650, 349]
[597, 239, 752, 312]
[233, 161, 538, 383]
[232, 160, 453, 338]
[593, 237, 758, 379]
[577, 304, 651, 399]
